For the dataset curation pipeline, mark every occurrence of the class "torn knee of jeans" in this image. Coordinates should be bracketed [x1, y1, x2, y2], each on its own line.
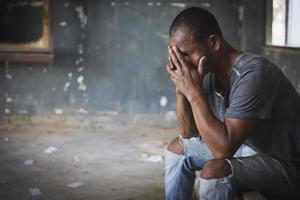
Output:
[167, 137, 184, 155]
[200, 159, 231, 179]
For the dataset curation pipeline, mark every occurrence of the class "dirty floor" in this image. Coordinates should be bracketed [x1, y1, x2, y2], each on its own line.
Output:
[0, 124, 178, 200]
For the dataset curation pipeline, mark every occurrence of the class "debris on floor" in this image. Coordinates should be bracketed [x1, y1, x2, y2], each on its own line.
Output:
[140, 153, 163, 163]
[74, 155, 81, 162]
[44, 146, 58, 154]
[24, 160, 34, 165]
[67, 181, 84, 188]
[0, 123, 174, 199]
[29, 188, 42, 196]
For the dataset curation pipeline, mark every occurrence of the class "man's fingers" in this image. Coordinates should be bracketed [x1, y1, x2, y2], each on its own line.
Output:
[198, 56, 207, 75]
[173, 46, 188, 71]
[166, 63, 172, 71]
[166, 64, 179, 79]
[168, 46, 182, 71]
[166, 63, 178, 84]
[168, 56, 176, 70]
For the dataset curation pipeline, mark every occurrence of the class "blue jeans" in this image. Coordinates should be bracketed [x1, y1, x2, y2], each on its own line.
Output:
[164, 136, 300, 200]
[165, 136, 238, 200]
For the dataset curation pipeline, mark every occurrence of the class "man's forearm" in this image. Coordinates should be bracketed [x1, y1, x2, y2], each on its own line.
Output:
[176, 89, 199, 138]
[187, 90, 230, 158]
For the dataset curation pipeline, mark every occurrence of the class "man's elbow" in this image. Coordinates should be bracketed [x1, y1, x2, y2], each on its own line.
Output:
[213, 149, 234, 159]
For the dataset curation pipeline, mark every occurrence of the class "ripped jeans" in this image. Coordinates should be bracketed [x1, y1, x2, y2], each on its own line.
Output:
[165, 136, 300, 200]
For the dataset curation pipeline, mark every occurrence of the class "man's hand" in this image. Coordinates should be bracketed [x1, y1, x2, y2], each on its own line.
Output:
[166, 46, 207, 100]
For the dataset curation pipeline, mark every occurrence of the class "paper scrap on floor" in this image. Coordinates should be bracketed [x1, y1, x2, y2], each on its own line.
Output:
[24, 160, 34, 165]
[140, 153, 163, 163]
[44, 146, 58, 154]
[29, 188, 42, 196]
[67, 181, 84, 188]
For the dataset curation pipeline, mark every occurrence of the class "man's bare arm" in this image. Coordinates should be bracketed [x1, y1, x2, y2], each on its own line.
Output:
[176, 89, 199, 138]
[168, 49, 199, 139]
[188, 92, 255, 158]
[167, 46, 256, 159]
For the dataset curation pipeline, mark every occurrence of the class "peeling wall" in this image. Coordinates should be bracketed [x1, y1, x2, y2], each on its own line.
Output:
[0, 0, 243, 115]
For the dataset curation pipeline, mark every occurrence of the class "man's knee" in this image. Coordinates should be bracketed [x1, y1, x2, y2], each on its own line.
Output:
[167, 137, 184, 155]
[200, 159, 232, 179]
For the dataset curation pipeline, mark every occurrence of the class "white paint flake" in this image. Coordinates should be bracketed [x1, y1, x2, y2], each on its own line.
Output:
[55, 108, 64, 115]
[75, 6, 87, 28]
[63, 82, 70, 92]
[77, 76, 84, 83]
[79, 84, 87, 91]
[59, 21, 67, 27]
[160, 96, 167, 107]
[77, 76, 87, 91]
[171, 3, 186, 8]
[75, 57, 84, 65]
[78, 44, 83, 55]
[4, 108, 10, 114]
[77, 67, 85, 72]
[6, 97, 12, 103]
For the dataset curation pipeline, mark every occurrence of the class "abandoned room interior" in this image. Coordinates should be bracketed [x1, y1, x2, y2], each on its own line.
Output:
[0, 0, 300, 199]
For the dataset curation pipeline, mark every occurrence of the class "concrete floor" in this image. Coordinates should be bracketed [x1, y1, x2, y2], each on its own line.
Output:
[0, 122, 177, 200]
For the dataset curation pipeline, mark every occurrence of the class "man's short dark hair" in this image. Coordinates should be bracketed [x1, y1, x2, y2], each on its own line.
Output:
[169, 7, 223, 43]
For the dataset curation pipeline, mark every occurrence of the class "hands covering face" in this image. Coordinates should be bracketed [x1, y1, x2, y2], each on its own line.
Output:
[166, 45, 207, 99]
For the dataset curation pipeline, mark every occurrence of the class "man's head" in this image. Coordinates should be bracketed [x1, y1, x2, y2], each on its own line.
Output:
[169, 7, 224, 72]
[169, 7, 223, 44]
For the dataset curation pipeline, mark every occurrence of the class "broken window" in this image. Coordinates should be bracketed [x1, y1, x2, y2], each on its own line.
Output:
[0, 0, 53, 63]
[266, 0, 300, 48]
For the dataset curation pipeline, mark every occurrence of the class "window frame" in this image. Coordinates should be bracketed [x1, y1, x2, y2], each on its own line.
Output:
[0, 0, 53, 63]
[265, 0, 300, 50]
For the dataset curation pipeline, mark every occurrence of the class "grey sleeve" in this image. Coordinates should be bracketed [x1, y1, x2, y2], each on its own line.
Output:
[225, 67, 280, 119]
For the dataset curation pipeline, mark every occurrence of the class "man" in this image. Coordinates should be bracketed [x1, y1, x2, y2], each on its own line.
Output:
[165, 7, 300, 200]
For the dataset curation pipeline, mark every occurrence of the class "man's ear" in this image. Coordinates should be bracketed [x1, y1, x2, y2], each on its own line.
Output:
[207, 34, 221, 53]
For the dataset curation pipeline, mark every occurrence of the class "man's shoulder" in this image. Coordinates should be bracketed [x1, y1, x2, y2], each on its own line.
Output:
[233, 52, 280, 78]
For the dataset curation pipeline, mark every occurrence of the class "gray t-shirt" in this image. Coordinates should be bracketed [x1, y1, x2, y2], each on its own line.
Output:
[203, 53, 300, 169]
